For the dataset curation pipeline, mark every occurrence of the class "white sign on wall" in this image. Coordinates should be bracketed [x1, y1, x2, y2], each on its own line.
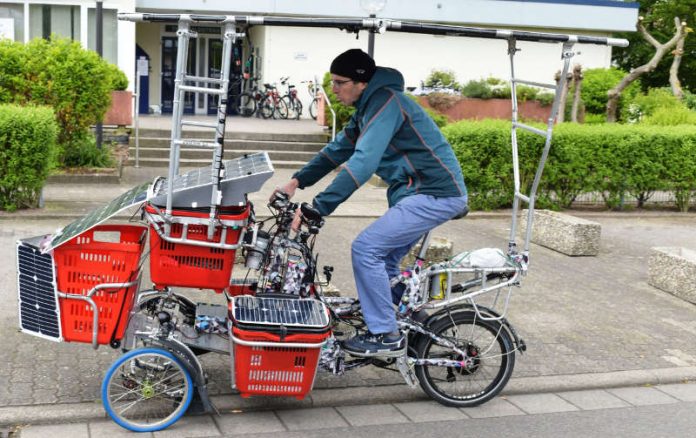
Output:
[0, 18, 14, 41]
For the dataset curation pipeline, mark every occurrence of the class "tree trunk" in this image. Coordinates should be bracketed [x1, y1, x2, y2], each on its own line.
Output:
[555, 70, 572, 124]
[669, 28, 687, 99]
[606, 17, 686, 123]
[571, 64, 583, 123]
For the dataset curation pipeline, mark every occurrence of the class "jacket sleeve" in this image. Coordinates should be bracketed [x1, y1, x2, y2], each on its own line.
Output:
[312, 92, 404, 216]
[291, 114, 360, 189]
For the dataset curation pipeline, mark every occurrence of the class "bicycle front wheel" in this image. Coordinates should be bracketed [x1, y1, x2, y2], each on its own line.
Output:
[309, 98, 318, 120]
[292, 100, 303, 120]
[415, 311, 515, 408]
[275, 98, 289, 119]
[237, 92, 256, 117]
[102, 348, 193, 432]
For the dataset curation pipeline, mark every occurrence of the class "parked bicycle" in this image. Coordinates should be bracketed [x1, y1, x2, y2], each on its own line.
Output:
[236, 77, 264, 117]
[302, 79, 320, 120]
[258, 83, 288, 119]
[280, 76, 303, 120]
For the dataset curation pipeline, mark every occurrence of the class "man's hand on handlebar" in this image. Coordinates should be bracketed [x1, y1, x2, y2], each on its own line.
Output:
[271, 178, 300, 202]
[291, 202, 324, 233]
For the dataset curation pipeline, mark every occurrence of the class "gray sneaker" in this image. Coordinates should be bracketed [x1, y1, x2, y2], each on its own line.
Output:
[342, 332, 406, 358]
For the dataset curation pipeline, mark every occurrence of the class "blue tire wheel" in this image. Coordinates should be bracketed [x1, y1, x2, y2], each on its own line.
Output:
[102, 347, 193, 432]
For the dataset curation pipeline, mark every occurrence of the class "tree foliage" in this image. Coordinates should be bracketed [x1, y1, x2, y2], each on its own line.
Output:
[612, 0, 695, 93]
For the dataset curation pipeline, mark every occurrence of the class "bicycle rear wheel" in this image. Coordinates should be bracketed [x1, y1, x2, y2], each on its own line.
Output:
[237, 92, 256, 117]
[415, 311, 515, 408]
[102, 347, 193, 432]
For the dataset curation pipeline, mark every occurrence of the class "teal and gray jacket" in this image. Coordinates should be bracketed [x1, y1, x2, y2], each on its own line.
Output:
[293, 67, 467, 216]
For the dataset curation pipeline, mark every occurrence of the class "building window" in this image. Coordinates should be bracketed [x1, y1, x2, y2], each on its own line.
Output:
[88, 8, 118, 64]
[0, 3, 23, 41]
[29, 4, 80, 40]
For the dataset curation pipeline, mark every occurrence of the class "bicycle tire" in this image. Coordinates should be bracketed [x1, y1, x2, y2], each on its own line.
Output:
[275, 97, 289, 119]
[237, 92, 257, 117]
[309, 98, 318, 120]
[102, 347, 193, 432]
[293, 100, 303, 120]
[283, 96, 303, 120]
[260, 96, 274, 119]
[414, 311, 515, 408]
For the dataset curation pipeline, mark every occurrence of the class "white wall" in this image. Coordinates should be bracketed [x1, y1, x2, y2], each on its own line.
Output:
[136, 21, 160, 105]
[259, 25, 368, 112]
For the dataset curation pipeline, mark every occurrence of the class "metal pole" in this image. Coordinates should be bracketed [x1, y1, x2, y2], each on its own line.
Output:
[367, 13, 375, 57]
[96, 1, 103, 149]
[134, 71, 141, 168]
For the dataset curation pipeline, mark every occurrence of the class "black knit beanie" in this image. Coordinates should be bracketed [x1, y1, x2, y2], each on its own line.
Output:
[330, 49, 376, 83]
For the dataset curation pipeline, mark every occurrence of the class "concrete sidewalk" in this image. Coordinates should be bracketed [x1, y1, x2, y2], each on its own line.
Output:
[1, 163, 696, 433]
[8, 381, 696, 437]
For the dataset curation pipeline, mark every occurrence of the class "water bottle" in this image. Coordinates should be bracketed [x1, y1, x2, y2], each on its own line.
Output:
[429, 272, 447, 300]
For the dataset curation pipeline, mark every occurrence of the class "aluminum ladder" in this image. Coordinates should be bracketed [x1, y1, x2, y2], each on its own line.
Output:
[506, 38, 576, 266]
[164, 16, 245, 239]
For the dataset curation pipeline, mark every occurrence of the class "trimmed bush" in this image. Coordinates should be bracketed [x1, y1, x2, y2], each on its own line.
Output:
[443, 120, 696, 211]
[631, 88, 696, 126]
[107, 63, 129, 91]
[581, 68, 640, 120]
[61, 134, 115, 168]
[425, 69, 459, 89]
[0, 37, 114, 163]
[0, 105, 58, 211]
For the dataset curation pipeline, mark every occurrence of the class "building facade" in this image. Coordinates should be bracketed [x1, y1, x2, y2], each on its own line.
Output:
[0, 0, 639, 116]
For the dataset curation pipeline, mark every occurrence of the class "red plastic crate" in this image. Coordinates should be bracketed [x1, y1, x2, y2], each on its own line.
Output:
[54, 225, 147, 344]
[146, 204, 249, 293]
[232, 327, 330, 399]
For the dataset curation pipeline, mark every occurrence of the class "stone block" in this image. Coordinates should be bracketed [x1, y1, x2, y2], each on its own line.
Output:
[648, 247, 696, 305]
[519, 210, 601, 256]
[401, 236, 453, 268]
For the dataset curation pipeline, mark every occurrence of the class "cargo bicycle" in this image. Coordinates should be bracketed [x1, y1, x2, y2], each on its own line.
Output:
[14, 12, 627, 433]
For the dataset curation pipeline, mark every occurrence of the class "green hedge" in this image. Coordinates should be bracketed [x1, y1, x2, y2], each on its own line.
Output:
[0, 105, 58, 211]
[443, 120, 696, 211]
[0, 37, 115, 155]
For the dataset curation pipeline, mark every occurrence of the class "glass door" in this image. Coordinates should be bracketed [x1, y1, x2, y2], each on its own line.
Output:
[161, 36, 196, 114]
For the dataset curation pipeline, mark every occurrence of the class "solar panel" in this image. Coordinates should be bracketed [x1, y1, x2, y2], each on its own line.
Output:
[45, 181, 150, 252]
[231, 296, 329, 328]
[44, 153, 274, 252]
[149, 152, 274, 208]
[16, 236, 62, 341]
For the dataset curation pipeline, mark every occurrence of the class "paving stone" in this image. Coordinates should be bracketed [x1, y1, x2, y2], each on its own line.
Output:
[556, 389, 630, 410]
[462, 397, 525, 418]
[215, 411, 286, 435]
[336, 403, 410, 427]
[152, 415, 220, 437]
[275, 407, 348, 431]
[88, 419, 154, 437]
[608, 387, 679, 406]
[19, 423, 89, 438]
[394, 400, 468, 422]
[506, 393, 579, 414]
[655, 383, 696, 402]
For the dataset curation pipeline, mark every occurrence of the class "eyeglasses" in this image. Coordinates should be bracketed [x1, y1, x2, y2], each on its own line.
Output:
[331, 79, 353, 88]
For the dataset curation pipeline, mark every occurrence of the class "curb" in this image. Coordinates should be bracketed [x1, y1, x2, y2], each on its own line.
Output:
[2, 366, 695, 427]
